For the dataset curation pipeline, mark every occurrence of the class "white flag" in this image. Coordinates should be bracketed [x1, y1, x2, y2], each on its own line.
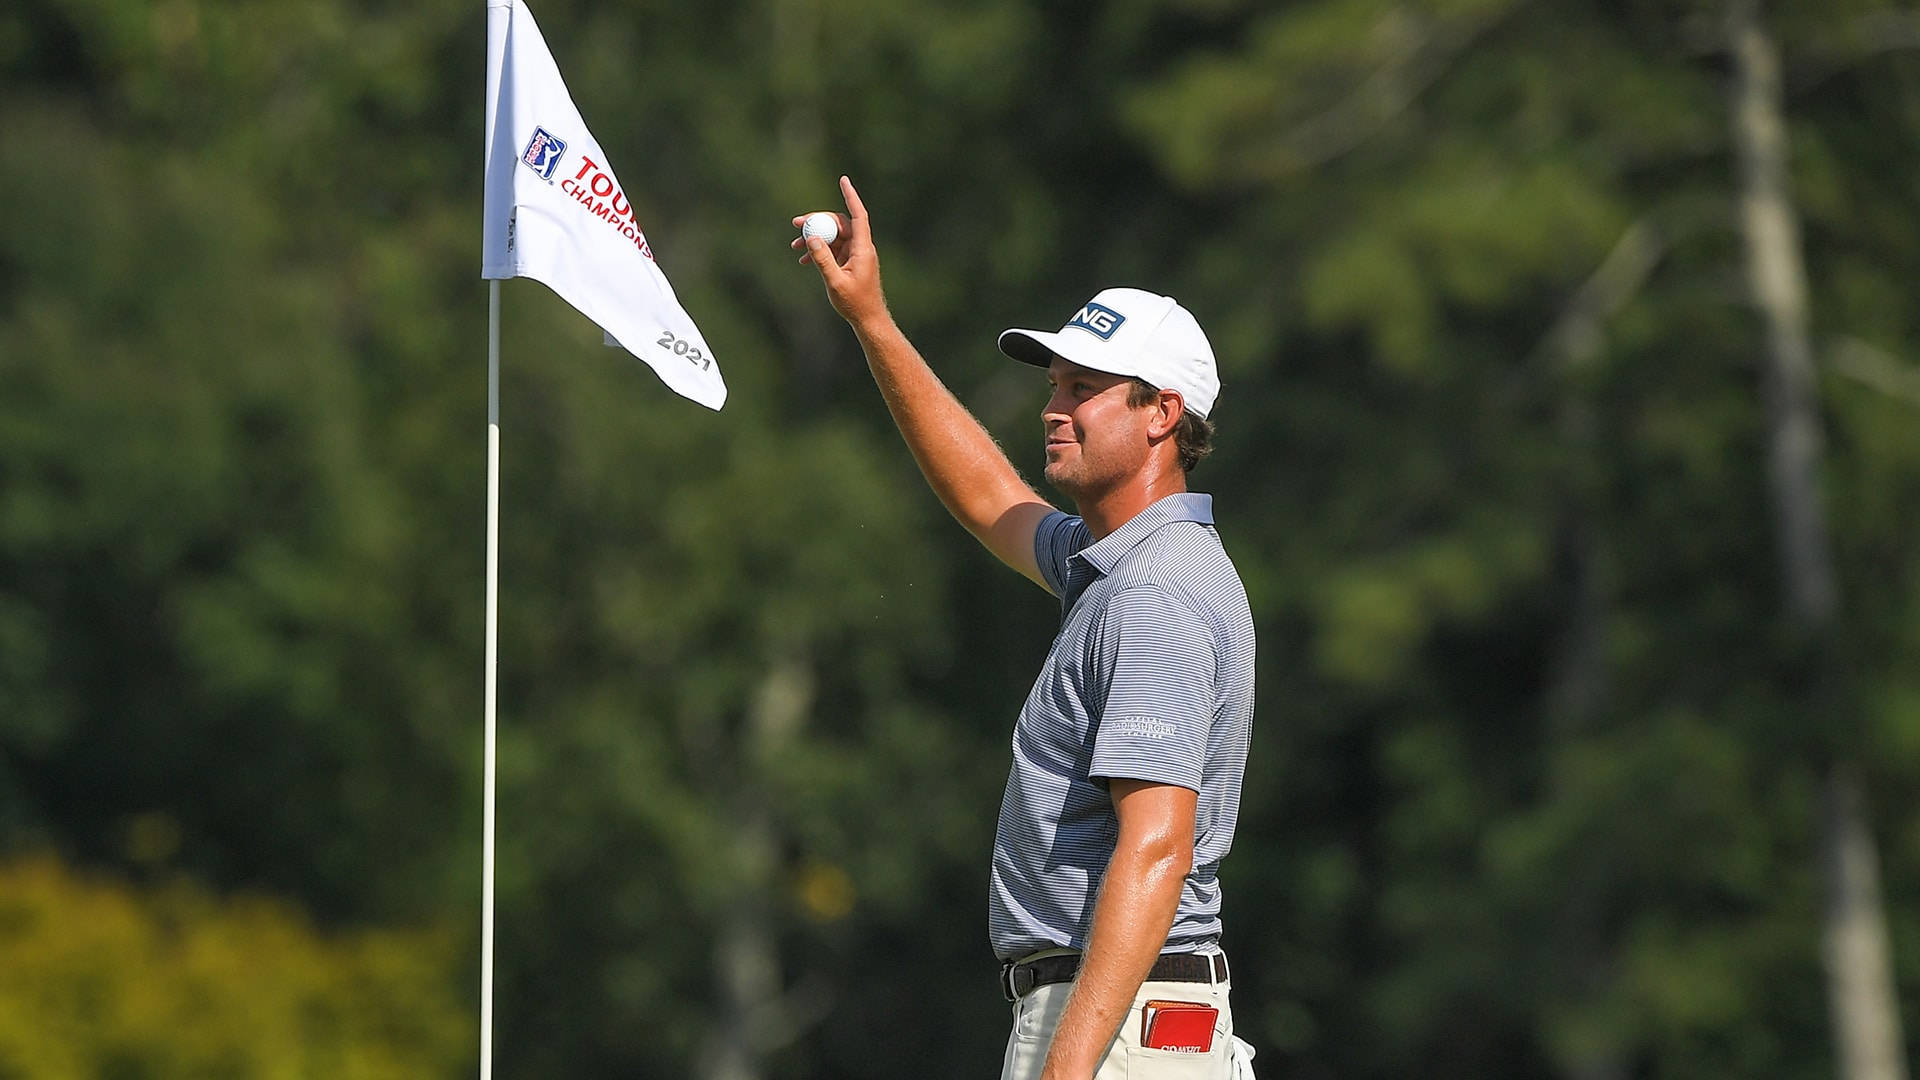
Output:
[482, 0, 725, 410]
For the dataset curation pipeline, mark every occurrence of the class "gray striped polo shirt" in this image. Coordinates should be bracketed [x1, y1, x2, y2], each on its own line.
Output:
[988, 492, 1256, 960]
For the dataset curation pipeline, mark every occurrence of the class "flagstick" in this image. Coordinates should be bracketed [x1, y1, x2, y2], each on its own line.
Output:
[481, 278, 501, 1080]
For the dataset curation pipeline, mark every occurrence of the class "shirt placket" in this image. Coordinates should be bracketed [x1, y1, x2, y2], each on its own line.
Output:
[1061, 558, 1103, 619]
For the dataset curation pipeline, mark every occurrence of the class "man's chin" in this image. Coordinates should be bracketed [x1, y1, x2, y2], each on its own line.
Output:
[1042, 461, 1087, 499]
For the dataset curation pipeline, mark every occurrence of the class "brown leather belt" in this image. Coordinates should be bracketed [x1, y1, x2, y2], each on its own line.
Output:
[1000, 950, 1230, 1002]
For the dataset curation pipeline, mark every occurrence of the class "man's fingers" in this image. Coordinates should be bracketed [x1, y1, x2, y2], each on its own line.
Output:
[840, 176, 872, 246]
[791, 184, 867, 280]
[793, 210, 851, 259]
[804, 235, 840, 277]
[840, 176, 867, 220]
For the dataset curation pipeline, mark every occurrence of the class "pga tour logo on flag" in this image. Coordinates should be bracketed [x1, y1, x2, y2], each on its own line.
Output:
[521, 126, 567, 181]
[1067, 302, 1126, 340]
[482, 0, 725, 409]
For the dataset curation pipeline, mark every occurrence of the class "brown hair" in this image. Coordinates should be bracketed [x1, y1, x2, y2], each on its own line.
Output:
[1128, 379, 1214, 473]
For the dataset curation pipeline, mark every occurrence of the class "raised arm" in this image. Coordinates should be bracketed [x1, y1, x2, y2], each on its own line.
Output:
[797, 176, 1056, 591]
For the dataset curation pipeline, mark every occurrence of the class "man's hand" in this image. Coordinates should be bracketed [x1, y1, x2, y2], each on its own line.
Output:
[793, 175, 886, 328]
[789, 174, 1055, 590]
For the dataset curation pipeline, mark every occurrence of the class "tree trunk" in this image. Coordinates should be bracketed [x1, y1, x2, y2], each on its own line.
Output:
[1540, 217, 1666, 1080]
[1541, 215, 1665, 740]
[1824, 762, 1911, 1080]
[705, 815, 780, 1080]
[700, 656, 820, 1080]
[1726, 5, 1910, 1080]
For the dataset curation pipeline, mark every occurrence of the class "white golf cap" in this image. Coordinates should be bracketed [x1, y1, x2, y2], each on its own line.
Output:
[997, 287, 1221, 419]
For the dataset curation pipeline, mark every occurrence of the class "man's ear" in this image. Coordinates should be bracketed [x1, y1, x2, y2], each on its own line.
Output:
[1147, 389, 1186, 441]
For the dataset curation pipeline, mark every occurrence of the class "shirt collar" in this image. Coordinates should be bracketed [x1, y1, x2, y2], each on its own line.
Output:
[1069, 492, 1214, 577]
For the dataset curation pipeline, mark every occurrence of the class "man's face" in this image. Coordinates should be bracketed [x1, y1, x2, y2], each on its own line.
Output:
[1041, 358, 1153, 501]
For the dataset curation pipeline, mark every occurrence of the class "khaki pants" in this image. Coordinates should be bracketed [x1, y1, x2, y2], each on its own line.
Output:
[998, 954, 1254, 1080]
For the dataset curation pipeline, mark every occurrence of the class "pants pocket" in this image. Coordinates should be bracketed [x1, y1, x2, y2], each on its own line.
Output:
[1123, 1045, 1225, 1079]
[1015, 983, 1069, 1042]
[1227, 1035, 1257, 1080]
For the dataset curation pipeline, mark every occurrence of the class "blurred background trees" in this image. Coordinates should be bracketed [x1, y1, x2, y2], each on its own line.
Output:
[2, 0, 1918, 1077]
[0, 857, 467, 1078]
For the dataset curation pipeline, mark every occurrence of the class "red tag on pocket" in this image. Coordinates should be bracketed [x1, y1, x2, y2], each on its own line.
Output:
[1141, 1000, 1218, 1052]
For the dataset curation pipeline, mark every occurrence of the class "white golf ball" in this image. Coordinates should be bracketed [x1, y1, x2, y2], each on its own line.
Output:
[802, 212, 839, 245]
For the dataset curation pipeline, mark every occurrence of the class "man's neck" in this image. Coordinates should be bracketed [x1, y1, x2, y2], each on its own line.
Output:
[1074, 469, 1188, 541]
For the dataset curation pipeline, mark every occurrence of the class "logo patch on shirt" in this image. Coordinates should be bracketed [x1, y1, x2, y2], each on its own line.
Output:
[521, 127, 568, 181]
[1110, 716, 1177, 740]
[1065, 302, 1126, 340]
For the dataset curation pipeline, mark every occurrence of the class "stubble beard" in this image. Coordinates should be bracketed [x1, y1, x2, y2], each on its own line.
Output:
[1042, 459, 1080, 500]
[1043, 447, 1113, 509]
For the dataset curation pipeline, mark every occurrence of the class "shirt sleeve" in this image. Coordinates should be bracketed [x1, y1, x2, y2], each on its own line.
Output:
[1032, 510, 1091, 598]
[1088, 585, 1218, 792]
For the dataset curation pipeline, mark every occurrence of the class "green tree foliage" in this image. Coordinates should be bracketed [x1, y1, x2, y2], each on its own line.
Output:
[3, 0, 1920, 1077]
[0, 856, 467, 1078]
[1124, 1, 1920, 1076]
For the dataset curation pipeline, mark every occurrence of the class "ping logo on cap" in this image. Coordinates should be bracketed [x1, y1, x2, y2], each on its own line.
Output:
[1066, 302, 1126, 341]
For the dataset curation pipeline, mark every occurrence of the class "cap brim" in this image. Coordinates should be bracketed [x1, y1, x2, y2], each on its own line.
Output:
[996, 327, 1142, 381]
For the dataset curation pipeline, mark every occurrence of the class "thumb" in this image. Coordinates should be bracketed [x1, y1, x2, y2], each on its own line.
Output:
[805, 235, 840, 279]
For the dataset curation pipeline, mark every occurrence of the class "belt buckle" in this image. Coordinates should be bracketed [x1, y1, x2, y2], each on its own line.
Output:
[1001, 959, 1040, 1002]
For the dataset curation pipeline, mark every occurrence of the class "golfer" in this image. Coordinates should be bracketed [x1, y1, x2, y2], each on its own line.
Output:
[796, 177, 1256, 1080]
